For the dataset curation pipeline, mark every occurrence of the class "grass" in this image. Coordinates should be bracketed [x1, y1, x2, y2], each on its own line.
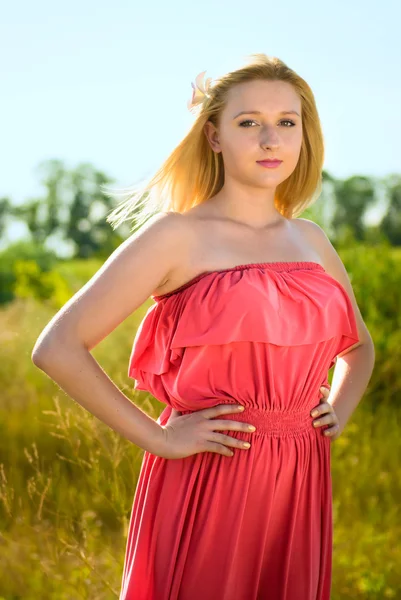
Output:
[0, 284, 399, 598]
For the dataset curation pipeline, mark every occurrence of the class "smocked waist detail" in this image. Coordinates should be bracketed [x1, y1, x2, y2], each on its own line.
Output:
[179, 405, 318, 438]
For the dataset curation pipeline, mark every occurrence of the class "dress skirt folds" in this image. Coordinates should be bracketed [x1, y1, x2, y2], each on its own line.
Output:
[119, 261, 360, 600]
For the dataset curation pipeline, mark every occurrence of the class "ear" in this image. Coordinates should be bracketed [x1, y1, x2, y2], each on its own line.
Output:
[204, 121, 221, 153]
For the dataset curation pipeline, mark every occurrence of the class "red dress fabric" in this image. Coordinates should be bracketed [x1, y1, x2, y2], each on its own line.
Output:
[119, 261, 359, 600]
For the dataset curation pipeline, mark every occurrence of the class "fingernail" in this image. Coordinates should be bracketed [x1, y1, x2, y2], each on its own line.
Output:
[311, 410, 318, 417]
[238, 406, 245, 411]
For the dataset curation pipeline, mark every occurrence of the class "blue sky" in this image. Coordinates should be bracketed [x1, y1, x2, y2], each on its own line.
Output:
[1, 0, 400, 243]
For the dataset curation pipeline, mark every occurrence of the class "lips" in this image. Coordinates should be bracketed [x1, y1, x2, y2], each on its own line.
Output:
[257, 160, 282, 168]
[257, 160, 282, 165]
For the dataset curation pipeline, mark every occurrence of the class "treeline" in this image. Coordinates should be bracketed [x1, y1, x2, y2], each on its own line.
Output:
[0, 158, 400, 306]
[0, 159, 128, 259]
[1, 159, 401, 255]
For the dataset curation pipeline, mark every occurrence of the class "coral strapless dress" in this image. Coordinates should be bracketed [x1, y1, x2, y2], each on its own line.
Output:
[119, 261, 359, 600]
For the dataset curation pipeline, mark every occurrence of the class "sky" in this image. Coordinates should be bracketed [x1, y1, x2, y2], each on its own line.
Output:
[1, 0, 400, 245]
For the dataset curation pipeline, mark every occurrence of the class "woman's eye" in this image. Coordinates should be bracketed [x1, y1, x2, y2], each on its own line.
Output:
[239, 119, 296, 127]
[239, 119, 256, 127]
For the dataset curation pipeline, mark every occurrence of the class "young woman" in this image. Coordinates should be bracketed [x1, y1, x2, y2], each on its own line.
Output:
[32, 54, 375, 599]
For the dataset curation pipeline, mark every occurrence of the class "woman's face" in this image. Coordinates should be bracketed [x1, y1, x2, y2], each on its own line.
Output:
[205, 79, 303, 190]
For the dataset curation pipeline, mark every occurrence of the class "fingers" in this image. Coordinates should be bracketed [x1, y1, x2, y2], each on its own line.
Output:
[311, 386, 332, 417]
[201, 406, 255, 456]
[320, 385, 331, 398]
[208, 419, 256, 433]
[312, 414, 339, 438]
[311, 385, 339, 437]
[321, 423, 339, 437]
[209, 431, 252, 450]
[313, 401, 333, 414]
[204, 418, 256, 455]
[201, 404, 245, 418]
[205, 442, 235, 457]
[312, 413, 336, 428]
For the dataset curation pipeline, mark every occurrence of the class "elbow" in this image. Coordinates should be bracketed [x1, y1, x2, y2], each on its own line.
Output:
[31, 335, 61, 369]
[31, 350, 47, 369]
[31, 347, 53, 370]
[31, 333, 85, 370]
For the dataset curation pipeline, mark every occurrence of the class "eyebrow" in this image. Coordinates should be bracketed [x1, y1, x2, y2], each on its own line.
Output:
[233, 110, 301, 119]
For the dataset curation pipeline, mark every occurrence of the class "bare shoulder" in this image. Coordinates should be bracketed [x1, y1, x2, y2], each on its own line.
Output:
[31, 210, 194, 360]
[294, 217, 346, 272]
[141, 210, 188, 233]
[149, 207, 212, 295]
[135, 211, 194, 285]
[140, 210, 190, 245]
[291, 217, 332, 267]
[293, 216, 330, 243]
[294, 216, 344, 265]
[295, 217, 372, 347]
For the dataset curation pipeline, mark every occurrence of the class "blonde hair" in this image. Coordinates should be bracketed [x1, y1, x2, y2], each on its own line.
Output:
[103, 53, 325, 231]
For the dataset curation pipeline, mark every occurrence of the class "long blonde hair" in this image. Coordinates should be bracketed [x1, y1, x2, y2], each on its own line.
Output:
[103, 53, 325, 231]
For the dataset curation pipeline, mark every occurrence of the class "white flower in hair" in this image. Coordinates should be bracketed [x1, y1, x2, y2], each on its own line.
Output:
[187, 70, 213, 110]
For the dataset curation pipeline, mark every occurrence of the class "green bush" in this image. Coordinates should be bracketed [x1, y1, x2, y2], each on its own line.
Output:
[13, 259, 72, 309]
[0, 241, 59, 304]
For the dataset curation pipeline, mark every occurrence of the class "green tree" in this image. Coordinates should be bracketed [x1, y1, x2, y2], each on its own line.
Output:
[332, 175, 376, 243]
[381, 174, 401, 246]
[8, 160, 126, 259]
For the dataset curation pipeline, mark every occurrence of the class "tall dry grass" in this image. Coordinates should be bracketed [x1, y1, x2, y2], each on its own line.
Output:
[0, 246, 399, 598]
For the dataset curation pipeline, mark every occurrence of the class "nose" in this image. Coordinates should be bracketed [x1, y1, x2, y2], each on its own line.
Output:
[260, 125, 280, 150]
[261, 137, 280, 150]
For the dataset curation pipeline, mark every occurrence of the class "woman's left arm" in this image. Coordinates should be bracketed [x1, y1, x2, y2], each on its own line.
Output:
[298, 218, 376, 440]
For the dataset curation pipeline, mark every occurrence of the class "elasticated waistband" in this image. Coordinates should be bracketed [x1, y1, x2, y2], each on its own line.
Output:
[179, 405, 319, 438]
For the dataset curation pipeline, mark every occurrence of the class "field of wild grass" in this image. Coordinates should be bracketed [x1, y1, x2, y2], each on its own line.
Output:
[0, 244, 400, 599]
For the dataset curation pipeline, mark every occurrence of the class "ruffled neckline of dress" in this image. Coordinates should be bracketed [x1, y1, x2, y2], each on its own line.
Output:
[129, 260, 360, 390]
[152, 261, 325, 302]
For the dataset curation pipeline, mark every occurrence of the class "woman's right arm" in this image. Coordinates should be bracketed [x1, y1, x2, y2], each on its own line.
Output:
[31, 212, 188, 456]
